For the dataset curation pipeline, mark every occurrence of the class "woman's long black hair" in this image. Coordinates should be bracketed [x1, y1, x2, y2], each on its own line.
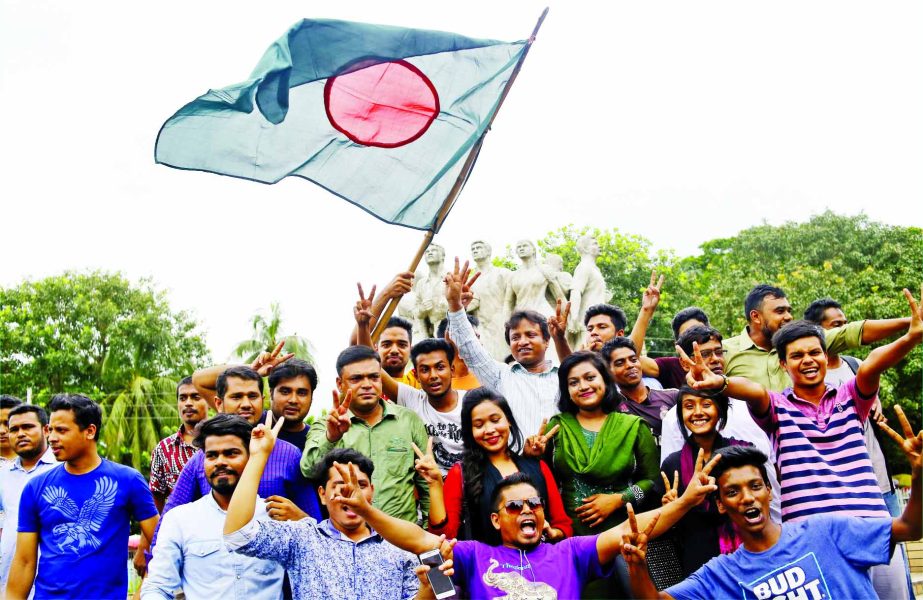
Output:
[459, 387, 524, 508]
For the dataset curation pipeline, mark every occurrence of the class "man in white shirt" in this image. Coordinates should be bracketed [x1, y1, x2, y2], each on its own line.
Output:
[0, 405, 57, 596]
[659, 326, 782, 522]
[142, 414, 283, 600]
[381, 338, 466, 475]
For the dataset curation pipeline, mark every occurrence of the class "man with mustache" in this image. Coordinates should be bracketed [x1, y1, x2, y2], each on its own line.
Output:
[0, 405, 57, 597]
[142, 414, 284, 600]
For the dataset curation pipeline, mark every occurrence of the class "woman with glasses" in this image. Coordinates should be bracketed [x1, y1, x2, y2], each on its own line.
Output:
[417, 387, 572, 545]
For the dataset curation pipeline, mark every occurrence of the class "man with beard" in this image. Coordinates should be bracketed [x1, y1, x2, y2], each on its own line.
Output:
[724, 284, 910, 390]
[160, 366, 320, 535]
[0, 405, 57, 596]
[142, 414, 284, 600]
[226, 422, 428, 600]
[8, 395, 159, 600]
[268, 359, 318, 451]
[149, 377, 209, 512]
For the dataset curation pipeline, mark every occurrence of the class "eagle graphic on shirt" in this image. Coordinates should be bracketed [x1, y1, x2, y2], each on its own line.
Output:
[42, 476, 118, 553]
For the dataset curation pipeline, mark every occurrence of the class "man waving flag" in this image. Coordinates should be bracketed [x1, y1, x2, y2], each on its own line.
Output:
[155, 17, 536, 230]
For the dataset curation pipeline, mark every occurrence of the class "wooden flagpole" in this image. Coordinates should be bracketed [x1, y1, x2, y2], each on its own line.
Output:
[371, 8, 549, 343]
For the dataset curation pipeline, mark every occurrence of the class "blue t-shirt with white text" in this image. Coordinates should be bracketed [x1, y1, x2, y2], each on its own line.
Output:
[18, 459, 158, 599]
[666, 514, 891, 600]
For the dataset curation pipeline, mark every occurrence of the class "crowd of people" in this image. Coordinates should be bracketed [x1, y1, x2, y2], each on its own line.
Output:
[0, 260, 921, 600]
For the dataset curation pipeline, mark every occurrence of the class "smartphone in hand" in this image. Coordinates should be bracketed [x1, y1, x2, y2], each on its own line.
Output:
[418, 548, 455, 599]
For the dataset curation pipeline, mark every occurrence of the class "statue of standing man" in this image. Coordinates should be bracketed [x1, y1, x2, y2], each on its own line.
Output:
[412, 243, 450, 338]
[469, 240, 512, 360]
[505, 239, 569, 317]
[566, 235, 609, 349]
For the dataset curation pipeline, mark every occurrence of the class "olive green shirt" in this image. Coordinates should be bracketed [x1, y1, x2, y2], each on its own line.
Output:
[724, 320, 865, 391]
[301, 400, 430, 524]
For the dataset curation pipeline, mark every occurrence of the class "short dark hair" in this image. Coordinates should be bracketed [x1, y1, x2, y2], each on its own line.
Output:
[489, 472, 539, 513]
[676, 386, 729, 443]
[744, 284, 787, 321]
[803, 298, 842, 324]
[8, 404, 49, 427]
[336, 345, 381, 377]
[0, 395, 23, 410]
[312, 448, 375, 486]
[410, 338, 456, 367]
[671, 307, 710, 340]
[47, 394, 102, 440]
[584, 304, 628, 331]
[557, 352, 620, 414]
[600, 336, 637, 363]
[436, 314, 479, 339]
[193, 414, 253, 450]
[216, 366, 264, 399]
[772, 320, 826, 360]
[676, 326, 724, 357]
[268, 358, 318, 392]
[176, 376, 194, 399]
[712, 445, 770, 489]
[384, 316, 413, 343]
[504, 310, 550, 343]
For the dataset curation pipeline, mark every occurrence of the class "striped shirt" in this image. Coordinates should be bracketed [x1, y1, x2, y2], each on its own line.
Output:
[149, 427, 197, 496]
[448, 309, 559, 435]
[751, 377, 888, 522]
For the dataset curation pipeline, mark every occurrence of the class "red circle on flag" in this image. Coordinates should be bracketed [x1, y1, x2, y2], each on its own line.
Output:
[324, 59, 439, 148]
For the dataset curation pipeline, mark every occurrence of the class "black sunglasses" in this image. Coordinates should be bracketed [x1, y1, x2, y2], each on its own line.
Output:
[500, 496, 544, 514]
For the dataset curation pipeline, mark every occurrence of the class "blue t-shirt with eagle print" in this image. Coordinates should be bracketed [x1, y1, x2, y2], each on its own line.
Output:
[19, 459, 158, 599]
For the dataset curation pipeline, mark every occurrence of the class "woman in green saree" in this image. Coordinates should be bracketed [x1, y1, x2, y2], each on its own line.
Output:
[534, 351, 660, 536]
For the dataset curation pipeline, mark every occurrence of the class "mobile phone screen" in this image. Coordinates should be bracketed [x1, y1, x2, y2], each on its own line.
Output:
[419, 551, 455, 598]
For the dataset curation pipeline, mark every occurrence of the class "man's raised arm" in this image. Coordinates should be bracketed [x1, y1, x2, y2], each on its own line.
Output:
[348, 272, 414, 345]
[855, 286, 922, 397]
[878, 406, 923, 548]
[225, 412, 286, 535]
[334, 461, 443, 555]
[678, 342, 772, 418]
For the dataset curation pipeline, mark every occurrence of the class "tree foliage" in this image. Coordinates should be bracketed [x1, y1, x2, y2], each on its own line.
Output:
[232, 302, 316, 364]
[0, 271, 211, 472]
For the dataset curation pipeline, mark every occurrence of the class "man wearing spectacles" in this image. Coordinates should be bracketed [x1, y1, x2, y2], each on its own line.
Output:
[659, 325, 782, 523]
[601, 337, 679, 443]
[330, 458, 721, 599]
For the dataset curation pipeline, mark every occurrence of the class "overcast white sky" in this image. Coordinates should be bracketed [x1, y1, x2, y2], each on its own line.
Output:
[2, 1, 921, 411]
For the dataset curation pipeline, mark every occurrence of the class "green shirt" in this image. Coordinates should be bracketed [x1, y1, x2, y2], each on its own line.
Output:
[301, 400, 430, 524]
[724, 320, 864, 391]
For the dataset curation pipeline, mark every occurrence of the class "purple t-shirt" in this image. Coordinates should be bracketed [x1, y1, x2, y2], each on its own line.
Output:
[616, 388, 679, 439]
[655, 356, 687, 389]
[452, 535, 611, 598]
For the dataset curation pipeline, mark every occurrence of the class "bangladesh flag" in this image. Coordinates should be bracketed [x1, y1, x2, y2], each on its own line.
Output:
[155, 19, 529, 230]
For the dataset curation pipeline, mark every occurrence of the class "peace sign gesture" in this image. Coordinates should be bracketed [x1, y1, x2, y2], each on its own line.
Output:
[354, 283, 377, 327]
[641, 271, 665, 313]
[619, 502, 661, 567]
[523, 418, 560, 458]
[677, 341, 725, 391]
[443, 257, 481, 313]
[332, 461, 373, 515]
[250, 410, 286, 457]
[681, 448, 721, 506]
[660, 471, 680, 506]
[904, 285, 923, 344]
[877, 405, 922, 472]
[548, 298, 571, 340]
[326, 389, 353, 443]
[251, 340, 295, 377]
[412, 438, 443, 486]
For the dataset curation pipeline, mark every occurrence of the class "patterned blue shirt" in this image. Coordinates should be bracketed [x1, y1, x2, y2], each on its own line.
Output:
[224, 517, 419, 600]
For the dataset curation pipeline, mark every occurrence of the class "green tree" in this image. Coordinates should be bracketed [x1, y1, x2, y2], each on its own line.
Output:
[0, 271, 210, 473]
[232, 302, 315, 363]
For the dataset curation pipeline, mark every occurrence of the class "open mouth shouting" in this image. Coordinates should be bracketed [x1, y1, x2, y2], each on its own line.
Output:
[519, 515, 539, 539]
[742, 507, 764, 526]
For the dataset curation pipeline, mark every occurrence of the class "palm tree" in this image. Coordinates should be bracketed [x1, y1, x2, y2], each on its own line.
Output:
[98, 344, 179, 474]
[232, 302, 315, 363]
